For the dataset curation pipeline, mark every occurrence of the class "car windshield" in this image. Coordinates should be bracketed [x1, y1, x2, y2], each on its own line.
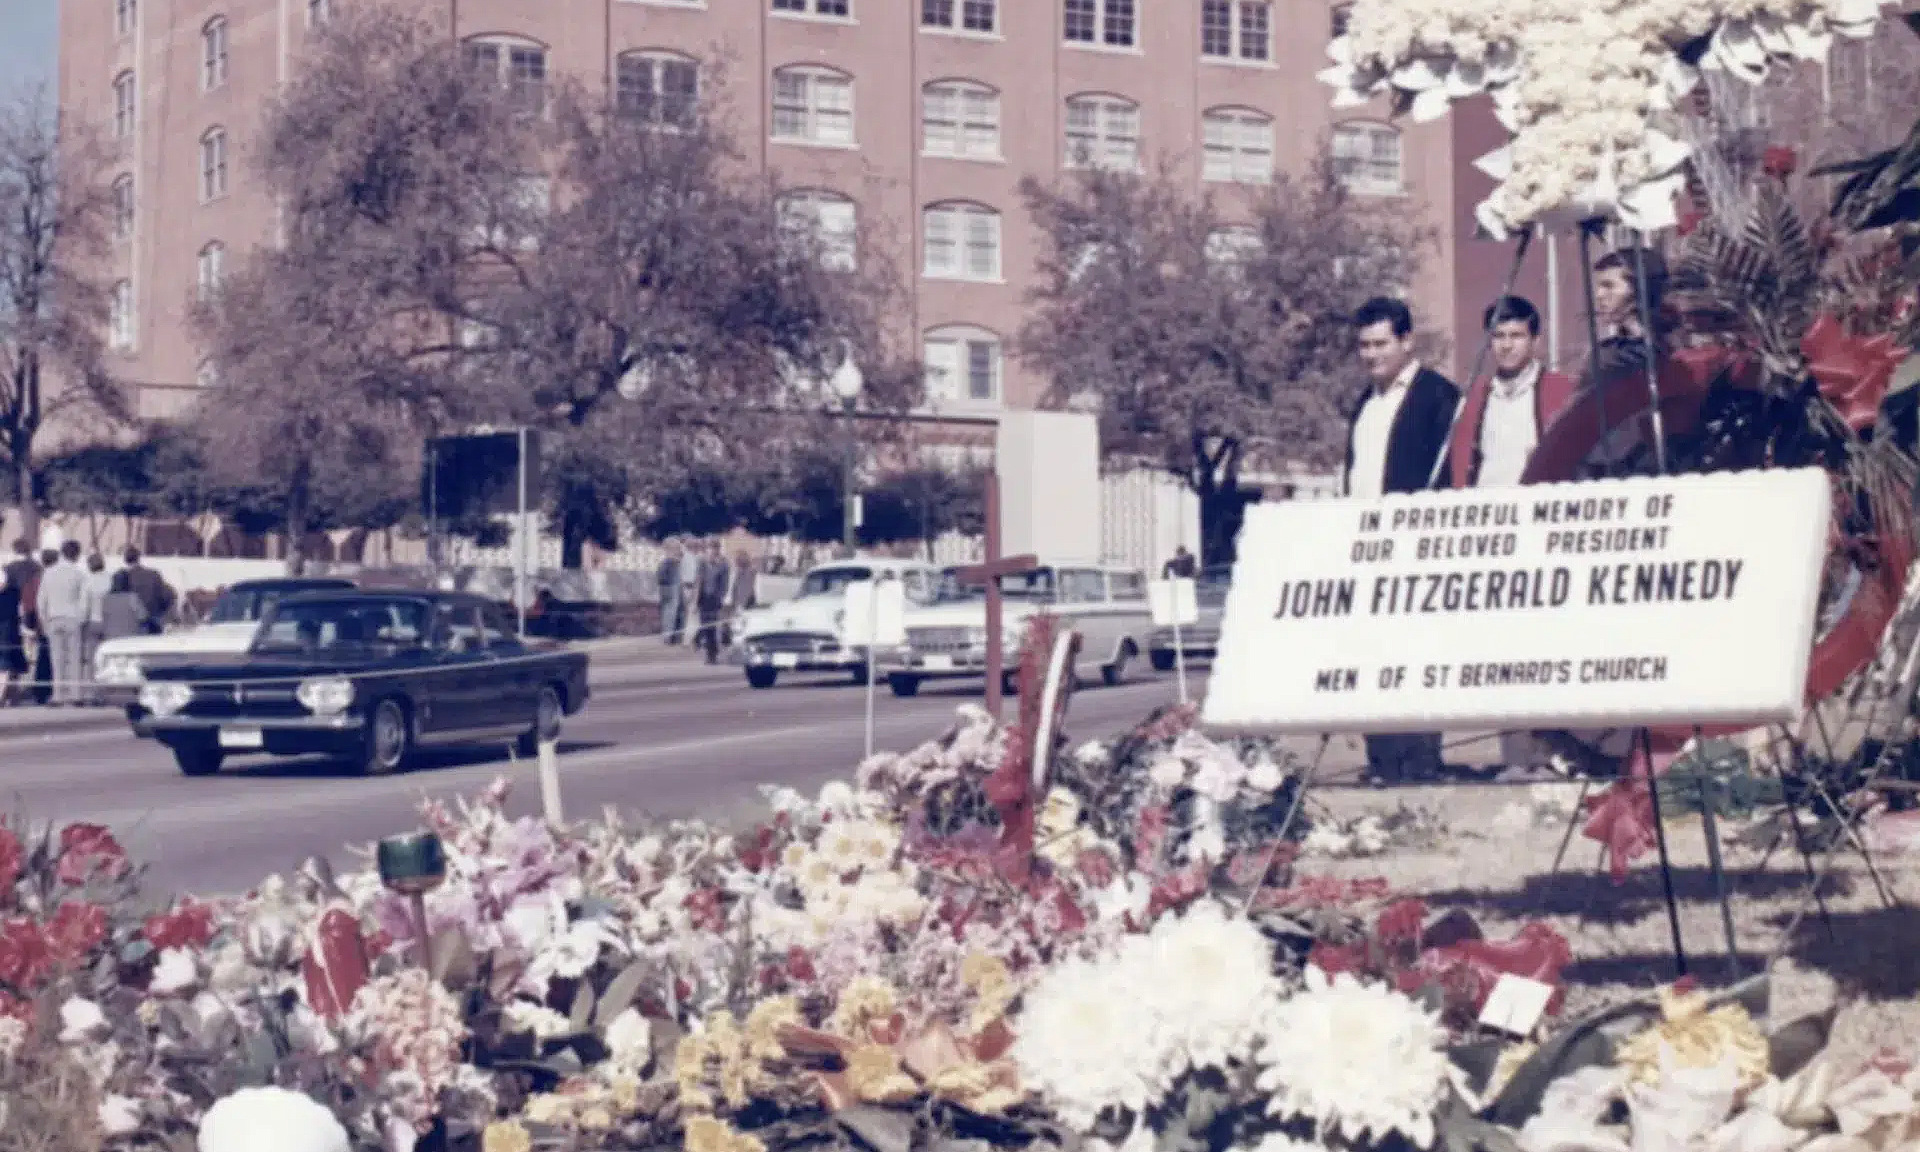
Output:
[933, 568, 1057, 603]
[1197, 566, 1231, 607]
[798, 567, 873, 597]
[252, 598, 431, 655]
[207, 586, 328, 624]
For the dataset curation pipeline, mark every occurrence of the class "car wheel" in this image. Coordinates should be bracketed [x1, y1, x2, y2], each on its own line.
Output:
[515, 685, 564, 758]
[1102, 643, 1136, 687]
[360, 698, 412, 776]
[888, 673, 922, 698]
[1149, 649, 1177, 673]
[850, 662, 874, 686]
[173, 745, 223, 777]
[745, 667, 778, 690]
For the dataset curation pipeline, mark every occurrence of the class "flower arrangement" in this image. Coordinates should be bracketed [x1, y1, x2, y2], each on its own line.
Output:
[1320, 0, 1901, 236]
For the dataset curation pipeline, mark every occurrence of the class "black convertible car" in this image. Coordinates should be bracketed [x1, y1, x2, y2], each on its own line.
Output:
[131, 590, 591, 777]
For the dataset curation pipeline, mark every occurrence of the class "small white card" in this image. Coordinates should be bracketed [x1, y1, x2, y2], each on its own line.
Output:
[841, 579, 907, 647]
[1477, 973, 1555, 1036]
[1148, 577, 1200, 627]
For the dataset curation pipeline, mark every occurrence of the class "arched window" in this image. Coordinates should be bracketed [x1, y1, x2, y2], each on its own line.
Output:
[922, 80, 999, 159]
[198, 128, 228, 201]
[1330, 120, 1403, 195]
[201, 17, 228, 90]
[111, 174, 135, 240]
[923, 325, 1002, 405]
[778, 190, 859, 272]
[616, 51, 698, 126]
[922, 202, 1000, 281]
[109, 281, 135, 351]
[197, 241, 226, 298]
[1064, 93, 1139, 170]
[465, 35, 548, 115]
[771, 66, 854, 147]
[112, 72, 136, 138]
[1202, 107, 1273, 184]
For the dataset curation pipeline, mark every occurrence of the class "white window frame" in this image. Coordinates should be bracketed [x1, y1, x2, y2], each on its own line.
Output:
[116, 0, 136, 37]
[615, 51, 700, 126]
[920, 0, 997, 34]
[111, 175, 135, 240]
[1202, 108, 1274, 184]
[112, 72, 136, 139]
[197, 242, 226, 298]
[921, 80, 1000, 160]
[771, 0, 852, 18]
[922, 203, 1001, 282]
[778, 191, 859, 272]
[1200, 1, 1271, 62]
[198, 128, 228, 202]
[109, 281, 135, 351]
[1062, 0, 1136, 48]
[1331, 121, 1404, 196]
[922, 326, 1003, 407]
[201, 17, 229, 91]
[771, 66, 855, 148]
[466, 36, 549, 116]
[1064, 94, 1140, 171]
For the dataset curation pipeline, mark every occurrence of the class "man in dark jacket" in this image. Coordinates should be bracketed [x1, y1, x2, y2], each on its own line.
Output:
[119, 547, 175, 634]
[696, 541, 731, 663]
[1344, 296, 1461, 785]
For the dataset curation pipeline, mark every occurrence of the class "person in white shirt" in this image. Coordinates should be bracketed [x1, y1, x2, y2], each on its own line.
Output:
[1343, 296, 1461, 785]
[1446, 295, 1577, 489]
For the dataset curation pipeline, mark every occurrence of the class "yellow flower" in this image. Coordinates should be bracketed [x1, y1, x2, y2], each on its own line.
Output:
[1486, 1041, 1538, 1101]
[684, 1115, 738, 1152]
[1615, 986, 1769, 1090]
[523, 1095, 571, 1125]
[679, 1085, 717, 1114]
[609, 1074, 642, 1114]
[781, 843, 809, 870]
[827, 976, 897, 1038]
[745, 996, 802, 1062]
[483, 1121, 534, 1152]
[927, 1061, 995, 1099]
[845, 1044, 919, 1103]
[580, 1106, 615, 1132]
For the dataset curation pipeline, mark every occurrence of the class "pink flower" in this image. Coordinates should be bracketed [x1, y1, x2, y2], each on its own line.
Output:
[144, 899, 217, 952]
[42, 902, 107, 970]
[55, 824, 130, 887]
[0, 916, 53, 990]
[0, 827, 22, 896]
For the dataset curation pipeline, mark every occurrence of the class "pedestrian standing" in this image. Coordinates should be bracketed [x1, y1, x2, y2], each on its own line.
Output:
[731, 549, 758, 616]
[101, 569, 145, 642]
[27, 550, 56, 704]
[656, 540, 685, 645]
[36, 541, 89, 706]
[1163, 545, 1197, 579]
[696, 541, 730, 663]
[120, 547, 176, 634]
[80, 553, 113, 704]
[679, 540, 703, 646]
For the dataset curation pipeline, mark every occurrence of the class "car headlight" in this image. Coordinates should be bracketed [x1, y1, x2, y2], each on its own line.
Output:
[98, 655, 145, 684]
[295, 677, 355, 716]
[138, 681, 192, 717]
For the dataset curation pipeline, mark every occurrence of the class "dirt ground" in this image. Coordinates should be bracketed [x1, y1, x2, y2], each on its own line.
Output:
[1299, 733, 1920, 1067]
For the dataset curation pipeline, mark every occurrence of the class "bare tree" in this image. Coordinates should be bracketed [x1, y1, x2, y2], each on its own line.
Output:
[1019, 156, 1427, 562]
[0, 85, 127, 542]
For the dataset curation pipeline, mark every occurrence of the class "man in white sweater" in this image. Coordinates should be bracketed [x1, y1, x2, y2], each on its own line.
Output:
[35, 541, 90, 706]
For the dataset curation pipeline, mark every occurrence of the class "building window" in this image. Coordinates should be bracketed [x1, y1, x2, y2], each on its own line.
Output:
[923, 326, 1002, 405]
[1064, 94, 1139, 170]
[1202, 108, 1273, 183]
[922, 202, 1001, 281]
[197, 241, 226, 298]
[116, 0, 136, 37]
[1331, 121, 1404, 195]
[466, 37, 548, 116]
[772, 0, 851, 16]
[616, 52, 698, 126]
[1201, 1, 1270, 61]
[199, 128, 228, 201]
[111, 175, 135, 239]
[771, 67, 854, 147]
[201, 17, 229, 91]
[1063, 0, 1135, 47]
[109, 281, 134, 351]
[307, 0, 330, 24]
[1205, 226, 1262, 267]
[921, 0, 996, 32]
[778, 191, 859, 272]
[112, 72, 136, 139]
[922, 80, 999, 159]
[1330, 3, 1351, 38]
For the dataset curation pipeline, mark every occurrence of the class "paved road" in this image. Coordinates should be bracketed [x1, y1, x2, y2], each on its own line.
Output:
[0, 662, 1212, 895]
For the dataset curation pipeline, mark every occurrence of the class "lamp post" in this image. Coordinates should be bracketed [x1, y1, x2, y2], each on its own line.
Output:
[828, 349, 863, 554]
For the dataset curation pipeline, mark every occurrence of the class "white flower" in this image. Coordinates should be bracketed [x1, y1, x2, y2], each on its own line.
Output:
[0, 1016, 27, 1063]
[605, 1008, 653, 1072]
[1093, 873, 1152, 925]
[525, 918, 620, 989]
[1255, 968, 1451, 1148]
[1075, 740, 1109, 765]
[1145, 901, 1284, 1072]
[1011, 952, 1172, 1129]
[98, 1095, 142, 1137]
[150, 947, 200, 996]
[1244, 755, 1287, 793]
[197, 1086, 351, 1152]
[58, 997, 107, 1043]
[1147, 754, 1188, 789]
[206, 942, 254, 995]
[1189, 755, 1244, 804]
[502, 999, 572, 1040]
[817, 781, 857, 814]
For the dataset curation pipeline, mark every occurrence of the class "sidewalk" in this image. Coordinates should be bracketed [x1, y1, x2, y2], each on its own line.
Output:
[0, 636, 732, 741]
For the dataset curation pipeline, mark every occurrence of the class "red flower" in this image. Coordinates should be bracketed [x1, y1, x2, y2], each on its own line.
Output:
[55, 824, 130, 887]
[1404, 922, 1574, 1019]
[1803, 313, 1907, 432]
[1762, 146, 1798, 179]
[1307, 941, 1366, 977]
[1581, 780, 1657, 884]
[1375, 898, 1428, 946]
[0, 988, 29, 1023]
[0, 916, 53, 990]
[143, 899, 217, 952]
[42, 902, 107, 970]
[784, 946, 816, 983]
[0, 827, 22, 898]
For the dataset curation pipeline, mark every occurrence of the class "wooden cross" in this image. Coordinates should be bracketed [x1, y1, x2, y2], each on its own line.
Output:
[955, 471, 1037, 721]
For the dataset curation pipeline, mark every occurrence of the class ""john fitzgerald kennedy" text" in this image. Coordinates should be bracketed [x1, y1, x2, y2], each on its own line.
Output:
[1272, 558, 1746, 620]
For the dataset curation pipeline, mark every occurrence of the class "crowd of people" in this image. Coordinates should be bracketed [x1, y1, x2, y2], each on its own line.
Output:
[0, 541, 177, 707]
[653, 540, 765, 663]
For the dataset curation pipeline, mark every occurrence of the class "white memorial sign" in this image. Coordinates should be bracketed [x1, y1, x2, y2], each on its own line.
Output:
[1203, 469, 1832, 735]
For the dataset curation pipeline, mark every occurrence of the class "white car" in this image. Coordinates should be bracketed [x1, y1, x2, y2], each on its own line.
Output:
[886, 562, 1154, 697]
[95, 577, 356, 709]
[732, 558, 942, 688]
